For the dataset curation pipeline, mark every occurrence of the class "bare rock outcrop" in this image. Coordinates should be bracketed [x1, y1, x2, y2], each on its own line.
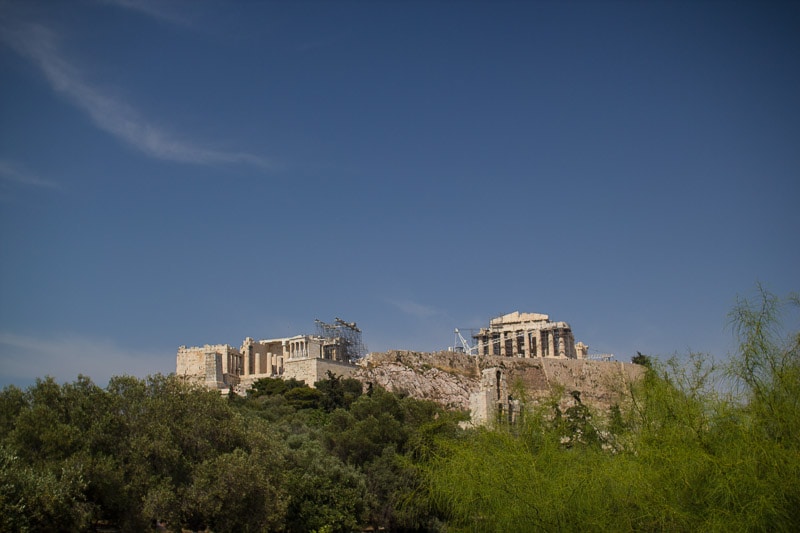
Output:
[354, 351, 479, 410]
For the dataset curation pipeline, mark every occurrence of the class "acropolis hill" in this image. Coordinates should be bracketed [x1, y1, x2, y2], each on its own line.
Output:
[352, 350, 643, 415]
[177, 312, 644, 420]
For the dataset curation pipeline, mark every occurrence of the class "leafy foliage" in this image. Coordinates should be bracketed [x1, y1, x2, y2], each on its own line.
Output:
[631, 351, 652, 367]
[0, 372, 457, 531]
[1, 288, 796, 531]
[426, 288, 800, 532]
[315, 371, 363, 411]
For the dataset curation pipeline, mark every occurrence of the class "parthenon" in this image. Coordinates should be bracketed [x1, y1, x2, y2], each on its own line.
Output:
[472, 311, 590, 359]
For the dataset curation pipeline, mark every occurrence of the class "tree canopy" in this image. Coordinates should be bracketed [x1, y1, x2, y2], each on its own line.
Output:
[1, 288, 797, 531]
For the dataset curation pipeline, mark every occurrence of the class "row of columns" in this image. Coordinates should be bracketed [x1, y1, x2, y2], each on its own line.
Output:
[239, 337, 324, 377]
[288, 339, 310, 359]
[477, 327, 576, 358]
[237, 336, 347, 378]
[240, 338, 287, 377]
[241, 351, 285, 377]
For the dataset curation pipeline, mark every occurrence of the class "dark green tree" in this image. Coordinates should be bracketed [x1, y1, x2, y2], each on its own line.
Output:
[181, 445, 288, 532]
[284, 385, 323, 410]
[631, 351, 652, 367]
[315, 371, 363, 411]
[283, 436, 367, 532]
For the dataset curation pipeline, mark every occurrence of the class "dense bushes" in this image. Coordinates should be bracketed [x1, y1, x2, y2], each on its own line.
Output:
[427, 289, 799, 532]
[1, 289, 797, 531]
[0, 372, 461, 531]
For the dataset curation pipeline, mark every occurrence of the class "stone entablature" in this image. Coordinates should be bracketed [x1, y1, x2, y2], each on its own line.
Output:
[473, 311, 584, 359]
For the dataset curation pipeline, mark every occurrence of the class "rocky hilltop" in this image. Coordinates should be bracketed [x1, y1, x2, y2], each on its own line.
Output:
[353, 350, 645, 412]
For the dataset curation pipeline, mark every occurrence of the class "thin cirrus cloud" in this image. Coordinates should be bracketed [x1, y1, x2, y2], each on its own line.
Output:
[1, 22, 271, 169]
[96, 0, 193, 26]
[0, 159, 60, 189]
[388, 299, 444, 320]
[0, 331, 173, 387]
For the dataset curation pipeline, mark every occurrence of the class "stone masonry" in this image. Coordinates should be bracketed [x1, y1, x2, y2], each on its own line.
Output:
[472, 311, 595, 359]
[354, 350, 644, 417]
[177, 333, 356, 395]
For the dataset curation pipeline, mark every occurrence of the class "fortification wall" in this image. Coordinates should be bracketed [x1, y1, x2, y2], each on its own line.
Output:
[354, 350, 644, 412]
[282, 357, 357, 386]
[175, 348, 226, 389]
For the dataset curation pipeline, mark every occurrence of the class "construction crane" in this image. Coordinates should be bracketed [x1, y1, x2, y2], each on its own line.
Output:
[451, 328, 478, 355]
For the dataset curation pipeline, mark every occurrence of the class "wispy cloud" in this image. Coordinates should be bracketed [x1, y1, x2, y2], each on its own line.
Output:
[0, 22, 271, 169]
[95, 0, 193, 26]
[387, 299, 443, 320]
[0, 331, 173, 386]
[0, 159, 60, 189]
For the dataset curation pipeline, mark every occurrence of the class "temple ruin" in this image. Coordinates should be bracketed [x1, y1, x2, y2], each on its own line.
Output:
[176, 318, 364, 394]
[469, 311, 604, 359]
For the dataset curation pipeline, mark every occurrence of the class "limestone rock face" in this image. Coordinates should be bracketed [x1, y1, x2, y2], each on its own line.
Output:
[353, 350, 478, 410]
[354, 350, 644, 412]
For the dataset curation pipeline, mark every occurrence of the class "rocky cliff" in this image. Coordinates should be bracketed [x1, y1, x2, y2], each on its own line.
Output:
[353, 350, 644, 412]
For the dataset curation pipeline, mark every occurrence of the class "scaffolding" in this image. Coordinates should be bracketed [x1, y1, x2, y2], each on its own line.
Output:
[314, 317, 367, 363]
[586, 350, 615, 362]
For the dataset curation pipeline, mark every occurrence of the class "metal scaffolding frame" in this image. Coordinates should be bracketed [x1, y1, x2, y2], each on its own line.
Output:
[314, 317, 367, 363]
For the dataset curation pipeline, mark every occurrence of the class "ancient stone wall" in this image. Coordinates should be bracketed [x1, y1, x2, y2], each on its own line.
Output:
[354, 350, 644, 412]
[282, 357, 357, 385]
[469, 368, 522, 426]
[177, 343, 642, 414]
[176, 344, 235, 388]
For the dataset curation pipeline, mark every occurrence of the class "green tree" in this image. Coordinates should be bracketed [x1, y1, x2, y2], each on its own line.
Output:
[0, 385, 25, 439]
[323, 387, 458, 531]
[284, 385, 323, 410]
[727, 286, 800, 444]
[8, 377, 82, 465]
[182, 445, 288, 532]
[325, 388, 407, 466]
[425, 287, 800, 531]
[0, 444, 91, 532]
[283, 436, 367, 533]
[315, 371, 363, 411]
[247, 377, 307, 398]
[631, 351, 652, 367]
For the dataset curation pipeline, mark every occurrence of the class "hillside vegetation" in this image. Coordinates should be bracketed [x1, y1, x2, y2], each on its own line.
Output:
[1, 288, 797, 532]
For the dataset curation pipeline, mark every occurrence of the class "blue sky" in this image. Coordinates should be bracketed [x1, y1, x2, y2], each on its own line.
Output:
[1, 0, 798, 387]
